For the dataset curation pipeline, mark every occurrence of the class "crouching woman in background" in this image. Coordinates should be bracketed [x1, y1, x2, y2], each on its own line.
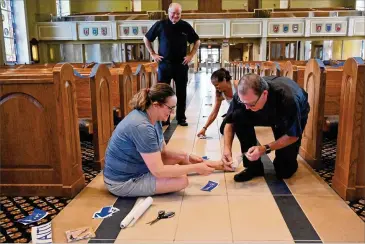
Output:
[103, 83, 230, 197]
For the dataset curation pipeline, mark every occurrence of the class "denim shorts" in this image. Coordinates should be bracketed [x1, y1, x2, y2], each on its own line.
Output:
[104, 173, 156, 197]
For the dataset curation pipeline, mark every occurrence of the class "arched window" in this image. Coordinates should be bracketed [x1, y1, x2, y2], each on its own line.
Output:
[1, 0, 16, 63]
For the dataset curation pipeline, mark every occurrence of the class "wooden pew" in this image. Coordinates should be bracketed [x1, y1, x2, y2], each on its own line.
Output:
[144, 62, 158, 87]
[283, 61, 298, 82]
[299, 59, 326, 168]
[332, 57, 365, 200]
[114, 61, 155, 89]
[0, 63, 85, 197]
[113, 65, 136, 118]
[72, 65, 114, 170]
[268, 61, 281, 76]
[299, 58, 361, 174]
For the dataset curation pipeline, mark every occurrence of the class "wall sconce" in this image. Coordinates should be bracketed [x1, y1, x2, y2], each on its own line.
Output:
[30, 38, 40, 63]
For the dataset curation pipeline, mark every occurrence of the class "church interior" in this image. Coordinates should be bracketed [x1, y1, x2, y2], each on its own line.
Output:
[0, 0, 364, 243]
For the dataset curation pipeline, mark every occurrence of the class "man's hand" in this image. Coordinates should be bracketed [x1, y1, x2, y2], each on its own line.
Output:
[205, 160, 234, 172]
[222, 161, 234, 171]
[245, 146, 266, 161]
[182, 54, 193, 65]
[188, 154, 203, 164]
[222, 150, 232, 165]
[151, 53, 164, 63]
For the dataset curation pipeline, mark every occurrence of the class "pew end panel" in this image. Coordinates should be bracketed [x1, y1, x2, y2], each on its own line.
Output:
[283, 61, 298, 82]
[118, 65, 134, 118]
[299, 59, 326, 169]
[145, 63, 158, 87]
[0, 63, 85, 197]
[270, 62, 281, 76]
[332, 57, 365, 201]
[90, 64, 114, 170]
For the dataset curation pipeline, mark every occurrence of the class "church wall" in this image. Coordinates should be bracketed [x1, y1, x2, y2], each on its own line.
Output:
[290, 0, 354, 8]
[70, 0, 131, 13]
[222, 0, 248, 10]
[142, 0, 160, 11]
[173, 0, 198, 10]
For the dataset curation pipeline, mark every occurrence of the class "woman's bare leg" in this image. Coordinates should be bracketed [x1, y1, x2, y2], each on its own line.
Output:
[161, 152, 186, 165]
[155, 175, 189, 194]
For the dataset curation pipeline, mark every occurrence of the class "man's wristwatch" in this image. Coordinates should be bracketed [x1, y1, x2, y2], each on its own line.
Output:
[264, 144, 271, 154]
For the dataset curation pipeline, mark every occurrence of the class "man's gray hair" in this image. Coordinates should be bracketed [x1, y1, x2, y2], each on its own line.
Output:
[168, 3, 182, 12]
[238, 74, 269, 96]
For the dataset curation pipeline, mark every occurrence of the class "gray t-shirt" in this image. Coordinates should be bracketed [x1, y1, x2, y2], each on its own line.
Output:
[104, 109, 164, 182]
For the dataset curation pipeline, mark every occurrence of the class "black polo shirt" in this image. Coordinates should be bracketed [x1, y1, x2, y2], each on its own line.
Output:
[226, 76, 310, 138]
[145, 19, 199, 64]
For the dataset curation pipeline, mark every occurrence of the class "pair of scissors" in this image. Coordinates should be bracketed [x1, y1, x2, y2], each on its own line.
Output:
[146, 210, 175, 225]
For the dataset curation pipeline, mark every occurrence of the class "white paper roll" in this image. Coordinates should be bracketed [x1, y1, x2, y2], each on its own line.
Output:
[120, 196, 153, 229]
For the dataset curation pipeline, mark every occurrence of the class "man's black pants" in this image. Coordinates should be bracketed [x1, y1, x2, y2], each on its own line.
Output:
[158, 61, 189, 122]
[223, 111, 307, 179]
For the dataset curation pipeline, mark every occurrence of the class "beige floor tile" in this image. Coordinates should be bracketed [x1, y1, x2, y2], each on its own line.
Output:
[174, 241, 232, 244]
[51, 174, 117, 243]
[219, 137, 242, 155]
[166, 140, 195, 152]
[295, 195, 365, 243]
[116, 195, 183, 241]
[174, 196, 232, 242]
[254, 127, 275, 144]
[195, 151, 222, 161]
[229, 195, 293, 242]
[184, 171, 227, 196]
[285, 159, 338, 197]
[193, 139, 222, 154]
[114, 241, 174, 244]
[225, 171, 272, 196]
[233, 242, 294, 244]
[172, 128, 199, 138]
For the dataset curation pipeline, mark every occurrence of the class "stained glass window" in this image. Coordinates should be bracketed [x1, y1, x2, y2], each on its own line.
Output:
[1, 0, 16, 63]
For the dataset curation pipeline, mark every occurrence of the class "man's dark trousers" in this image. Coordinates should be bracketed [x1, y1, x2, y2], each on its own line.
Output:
[232, 110, 308, 179]
[158, 61, 189, 122]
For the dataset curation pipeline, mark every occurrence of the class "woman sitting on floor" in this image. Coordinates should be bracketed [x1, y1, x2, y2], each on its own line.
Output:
[197, 68, 238, 138]
[104, 83, 232, 197]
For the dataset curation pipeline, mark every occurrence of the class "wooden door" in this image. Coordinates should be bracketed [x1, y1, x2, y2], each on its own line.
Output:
[161, 0, 172, 12]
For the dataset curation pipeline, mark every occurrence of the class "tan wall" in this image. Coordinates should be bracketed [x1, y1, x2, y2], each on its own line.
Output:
[253, 42, 260, 60]
[261, 0, 280, 8]
[70, 0, 131, 13]
[142, 0, 160, 11]
[221, 44, 229, 66]
[222, 0, 248, 10]
[290, 0, 351, 8]
[26, 0, 56, 39]
[173, 0, 198, 10]
[342, 40, 363, 59]
[332, 40, 343, 60]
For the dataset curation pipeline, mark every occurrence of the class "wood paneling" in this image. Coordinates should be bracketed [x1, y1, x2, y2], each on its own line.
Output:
[198, 0, 222, 12]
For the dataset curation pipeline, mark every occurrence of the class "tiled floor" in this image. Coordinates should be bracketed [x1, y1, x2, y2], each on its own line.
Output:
[30, 72, 365, 243]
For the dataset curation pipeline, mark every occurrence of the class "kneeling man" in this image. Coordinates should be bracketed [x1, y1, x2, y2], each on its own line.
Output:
[222, 74, 310, 182]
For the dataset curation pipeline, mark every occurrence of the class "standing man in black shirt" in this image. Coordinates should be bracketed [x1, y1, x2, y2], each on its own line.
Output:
[222, 74, 310, 182]
[143, 3, 200, 126]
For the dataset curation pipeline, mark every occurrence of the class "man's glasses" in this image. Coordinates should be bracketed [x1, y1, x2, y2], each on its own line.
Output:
[238, 92, 262, 108]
